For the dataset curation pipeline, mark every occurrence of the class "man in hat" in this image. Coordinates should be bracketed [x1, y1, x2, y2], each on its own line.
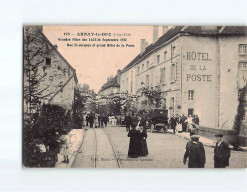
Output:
[214, 134, 230, 168]
[183, 135, 206, 168]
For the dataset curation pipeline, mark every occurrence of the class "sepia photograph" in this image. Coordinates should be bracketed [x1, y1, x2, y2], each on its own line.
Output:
[23, 25, 247, 168]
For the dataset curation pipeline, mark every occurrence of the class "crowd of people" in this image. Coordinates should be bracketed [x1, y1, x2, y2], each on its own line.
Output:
[82, 112, 120, 128]
[169, 114, 200, 135]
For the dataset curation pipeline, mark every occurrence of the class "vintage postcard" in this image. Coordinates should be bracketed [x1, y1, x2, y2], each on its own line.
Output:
[23, 25, 247, 168]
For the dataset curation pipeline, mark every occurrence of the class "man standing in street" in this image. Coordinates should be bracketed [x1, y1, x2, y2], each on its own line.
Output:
[183, 135, 206, 168]
[181, 114, 187, 132]
[169, 115, 177, 134]
[214, 134, 231, 168]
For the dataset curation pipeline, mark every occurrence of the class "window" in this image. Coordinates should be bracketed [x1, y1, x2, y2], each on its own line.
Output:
[131, 71, 133, 79]
[137, 67, 140, 74]
[142, 64, 144, 71]
[160, 68, 166, 84]
[171, 64, 176, 81]
[147, 61, 149, 69]
[157, 55, 160, 63]
[146, 75, 149, 89]
[45, 58, 51, 65]
[188, 90, 194, 100]
[172, 46, 176, 57]
[239, 62, 247, 69]
[239, 44, 247, 54]
[164, 51, 167, 61]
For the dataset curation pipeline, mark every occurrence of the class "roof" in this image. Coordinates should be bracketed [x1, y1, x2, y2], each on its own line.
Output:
[121, 26, 247, 73]
[98, 75, 120, 93]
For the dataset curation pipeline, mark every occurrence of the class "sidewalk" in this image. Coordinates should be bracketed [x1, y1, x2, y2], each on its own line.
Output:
[168, 129, 247, 151]
[55, 129, 85, 168]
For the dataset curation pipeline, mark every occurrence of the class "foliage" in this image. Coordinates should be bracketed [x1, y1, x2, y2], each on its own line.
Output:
[73, 88, 86, 128]
[142, 88, 163, 109]
[232, 85, 246, 150]
[23, 115, 42, 167]
[81, 83, 90, 92]
[34, 104, 72, 148]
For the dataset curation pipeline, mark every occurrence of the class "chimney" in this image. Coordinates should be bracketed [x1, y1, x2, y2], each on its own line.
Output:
[153, 25, 159, 43]
[162, 26, 168, 35]
[54, 44, 58, 50]
[140, 39, 149, 53]
[140, 39, 146, 53]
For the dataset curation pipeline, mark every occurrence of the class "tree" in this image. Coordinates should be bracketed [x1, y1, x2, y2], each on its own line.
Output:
[81, 83, 90, 92]
[73, 87, 87, 128]
[232, 85, 246, 150]
[34, 104, 72, 149]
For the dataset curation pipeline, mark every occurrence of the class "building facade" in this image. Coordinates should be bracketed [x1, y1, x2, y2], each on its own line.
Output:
[120, 26, 247, 129]
[98, 70, 121, 97]
[23, 26, 78, 112]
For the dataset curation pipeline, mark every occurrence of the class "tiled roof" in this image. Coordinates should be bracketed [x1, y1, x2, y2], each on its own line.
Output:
[121, 26, 247, 73]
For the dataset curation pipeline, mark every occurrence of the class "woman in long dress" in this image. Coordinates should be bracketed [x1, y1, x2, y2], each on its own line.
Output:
[60, 134, 72, 163]
[127, 120, 140, 158]
[139, 115, 148, 156]
[139, 129, 148, 156]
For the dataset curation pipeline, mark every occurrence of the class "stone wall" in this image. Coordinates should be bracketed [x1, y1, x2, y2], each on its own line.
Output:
[198, 126, 247, 146]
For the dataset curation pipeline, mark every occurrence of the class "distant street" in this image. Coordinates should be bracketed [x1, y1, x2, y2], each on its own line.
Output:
[71, 126, 246, 168]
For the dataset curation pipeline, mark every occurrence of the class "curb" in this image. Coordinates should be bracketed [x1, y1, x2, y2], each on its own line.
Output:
[66, 129, 85, 168]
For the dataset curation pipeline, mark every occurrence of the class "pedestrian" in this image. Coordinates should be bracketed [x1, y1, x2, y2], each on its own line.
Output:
[100, 115, 104, 127]
[176, 116, 183, 133]
[169, 115, 177, 134]
[139, 127, 148, 156]
[125, 113, 131, 132]
[214, 134, 231, 168]
[89, 113, 94, 128]
[60, 132, 72, 163]
[94, 113, 99, 128]
[103, 115, 108, 127]
[185, 115, 193, 132]
[183, 135, 206, 168]
[181, 114, 187, 132]
[127, 120, 140, 158]
[194, 115, 200, 128]
[140, 114, 147, 131]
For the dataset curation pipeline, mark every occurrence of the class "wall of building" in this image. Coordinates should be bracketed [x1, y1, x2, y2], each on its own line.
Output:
[182, 36, 218, 128]
[218, 36, 247, 129]
[120, 70, 129, 93]
[99, 86, 120, 96]
[50, 76, 76, 110]
[24, 26, 76, 111]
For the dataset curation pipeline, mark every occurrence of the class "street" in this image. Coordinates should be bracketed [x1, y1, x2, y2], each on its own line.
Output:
[71, 126, 247, 168]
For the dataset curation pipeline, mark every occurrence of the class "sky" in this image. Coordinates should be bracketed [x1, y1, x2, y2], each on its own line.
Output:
[43, 25, 162, 92]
